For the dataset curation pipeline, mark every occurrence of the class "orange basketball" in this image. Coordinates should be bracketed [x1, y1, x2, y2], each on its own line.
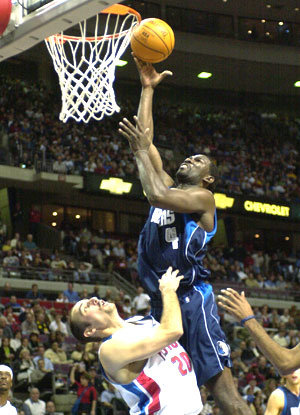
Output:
[131, 18, 175, 63]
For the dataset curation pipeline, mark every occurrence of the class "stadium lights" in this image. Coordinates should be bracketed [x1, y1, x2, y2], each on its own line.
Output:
[248, 30, 252, 34]
[254, 234, 260, 239]
[75, 214, 81, 219]
[266, 4, 271, 8]
[294, 81, 300, 87]
[52, 211, 57, 216]
[197, 72, 212, 79]
[52, 222, 57, 227]
[116, 59, 128, 67]
[278, 21, 284, 26]
[285, 236, 290, 241]
[295, 8, 299, 11]
[261, 19, 266, 23]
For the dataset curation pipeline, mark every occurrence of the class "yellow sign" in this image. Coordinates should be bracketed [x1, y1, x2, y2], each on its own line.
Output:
[244, 200, 290, 217]
[100, 178, 132, 195]
[214, 193, 235, 210]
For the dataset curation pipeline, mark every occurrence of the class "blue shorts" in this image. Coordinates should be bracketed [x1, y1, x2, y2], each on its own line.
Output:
[151, 282, 232, 387]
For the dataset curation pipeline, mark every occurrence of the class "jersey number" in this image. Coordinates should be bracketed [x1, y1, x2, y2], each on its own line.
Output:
[171, 352, 192, 376]
[165, 227, 179, 250]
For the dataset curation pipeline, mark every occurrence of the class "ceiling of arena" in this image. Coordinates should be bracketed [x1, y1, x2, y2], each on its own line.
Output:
[6, 0, 300, 96]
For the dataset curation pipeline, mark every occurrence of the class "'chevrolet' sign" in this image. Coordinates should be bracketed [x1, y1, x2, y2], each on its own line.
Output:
[100, 178, 132, 195]
[214, 193, 235, 210]
[244, 200, 290, 217]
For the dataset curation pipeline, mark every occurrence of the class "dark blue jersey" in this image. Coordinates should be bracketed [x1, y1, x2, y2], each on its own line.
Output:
[138, 207, 217, 299]
[278, 386, 300, 415]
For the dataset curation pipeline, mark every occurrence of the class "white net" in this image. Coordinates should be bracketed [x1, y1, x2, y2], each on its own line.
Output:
[45, 8, 140, 123]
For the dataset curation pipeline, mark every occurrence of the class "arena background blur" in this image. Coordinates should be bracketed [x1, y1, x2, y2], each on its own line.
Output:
[0, 0, 300, 414]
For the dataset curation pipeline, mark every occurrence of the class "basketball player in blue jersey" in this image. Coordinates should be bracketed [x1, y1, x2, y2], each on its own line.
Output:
[265, 369, 300, 415]
[118, 57, 252, 415]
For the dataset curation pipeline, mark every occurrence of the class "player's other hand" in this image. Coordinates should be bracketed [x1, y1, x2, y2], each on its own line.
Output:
[132, 52, 172, 89]
[119, 116, 151, 153]
[159, 267, 183, 293]
[217, 288, 254, 321]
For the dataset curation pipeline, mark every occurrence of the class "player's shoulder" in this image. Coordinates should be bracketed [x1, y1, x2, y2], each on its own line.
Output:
[269, 387, 285, 404]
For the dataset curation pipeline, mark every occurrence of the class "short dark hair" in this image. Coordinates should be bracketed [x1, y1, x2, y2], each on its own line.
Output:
[70, 312, 102, 344]
[207, 157, 218, 192]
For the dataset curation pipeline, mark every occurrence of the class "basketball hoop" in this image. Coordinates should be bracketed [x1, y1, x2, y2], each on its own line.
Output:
[45, 4, 141, 123]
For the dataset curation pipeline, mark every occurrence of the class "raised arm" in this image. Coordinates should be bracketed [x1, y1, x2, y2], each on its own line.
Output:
[218, 288, 300, 375]
[100, 267, 183, 372]
[119, 117, 215, 215]
[134, 56, 174, 187]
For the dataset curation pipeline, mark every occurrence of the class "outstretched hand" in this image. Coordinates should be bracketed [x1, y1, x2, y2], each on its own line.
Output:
[132, 53, 173, 88]
[159, 267, 184, 293]
[119, 116, 151, 154]
[217, 288, 254, 321]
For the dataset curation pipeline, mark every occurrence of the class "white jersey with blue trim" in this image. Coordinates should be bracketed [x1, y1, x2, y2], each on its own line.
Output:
[99, 316, 202, 415]
[138, 208, 217, 298]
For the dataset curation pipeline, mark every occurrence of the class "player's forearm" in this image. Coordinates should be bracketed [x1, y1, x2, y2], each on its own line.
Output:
[160, 288, 183, 340]
[137, 87, 154, 141]
[135, 151, 167, 202]
[244, 319, 297, 375]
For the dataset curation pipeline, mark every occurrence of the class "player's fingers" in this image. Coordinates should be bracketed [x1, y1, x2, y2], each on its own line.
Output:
[217, 301, 232, 312]
[161, 70, 173, 79]
[217, 295, 237, 309]
[120, 120, 137, 136]
[171, 269, 180, 277]
[221, 288, 240, 300]
[177, 275, 184, 282]
[133, 116, 145, 132]
[118, 128, 131, 140]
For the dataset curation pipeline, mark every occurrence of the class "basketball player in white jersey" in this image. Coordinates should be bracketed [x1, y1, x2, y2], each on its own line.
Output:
[70, 267, 202, 415]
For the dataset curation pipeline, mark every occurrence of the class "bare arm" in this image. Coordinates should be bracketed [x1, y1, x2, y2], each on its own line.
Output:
[69, 365, 76, 385]
[119, 118, 215, 214]
[101, 268, 183, 372]
[218, 289, 300, 375]
[264, 389, 284, 415]
[135, 56, 173, 187]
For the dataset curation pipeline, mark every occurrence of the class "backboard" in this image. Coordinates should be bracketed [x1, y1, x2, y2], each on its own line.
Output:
[0, 0, 119, 61]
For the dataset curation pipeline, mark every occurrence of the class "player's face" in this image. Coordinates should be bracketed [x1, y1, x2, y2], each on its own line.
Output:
[176, 154, 211, 185]
[285, 368, 300, 385]
[0, 372, 12, 391]
[74, 297, 116, 328]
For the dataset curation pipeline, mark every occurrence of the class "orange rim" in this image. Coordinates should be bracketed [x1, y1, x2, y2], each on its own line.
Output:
[45, 3, 141, 43]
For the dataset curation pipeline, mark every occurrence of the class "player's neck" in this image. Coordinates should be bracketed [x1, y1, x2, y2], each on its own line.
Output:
[177, 183, 202, 190]
[0, 391, 9, 407]
[286, 382, 300, 396]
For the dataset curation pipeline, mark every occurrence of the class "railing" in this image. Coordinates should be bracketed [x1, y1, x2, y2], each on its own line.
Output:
[213, 280, 300, 301]
[0, 265, 137, 297]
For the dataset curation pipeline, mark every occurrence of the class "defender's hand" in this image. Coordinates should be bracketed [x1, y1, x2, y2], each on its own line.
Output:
[119, 116, 151, 153]
[217, 288, 254, 321]
[132, 53, 173, 89]
[159, 267, 183, 293]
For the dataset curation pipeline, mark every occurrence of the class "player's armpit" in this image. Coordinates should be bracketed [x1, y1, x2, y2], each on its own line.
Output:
[100, 326, 181, 372]
[148, 186, 215, 215]
[264, 389, 284, 415]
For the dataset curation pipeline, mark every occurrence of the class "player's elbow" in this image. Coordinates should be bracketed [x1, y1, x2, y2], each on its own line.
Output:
[276, 349, 297, 375]
[165, 327, 184, 343]
[147, 189, 169, 207]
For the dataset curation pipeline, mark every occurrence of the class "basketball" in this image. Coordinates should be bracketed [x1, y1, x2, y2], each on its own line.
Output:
[131, 18, 175, 63]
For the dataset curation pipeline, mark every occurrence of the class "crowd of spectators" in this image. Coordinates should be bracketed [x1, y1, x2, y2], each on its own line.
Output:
[0, 275, 299, 414]
[0, 75, 300, 201]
